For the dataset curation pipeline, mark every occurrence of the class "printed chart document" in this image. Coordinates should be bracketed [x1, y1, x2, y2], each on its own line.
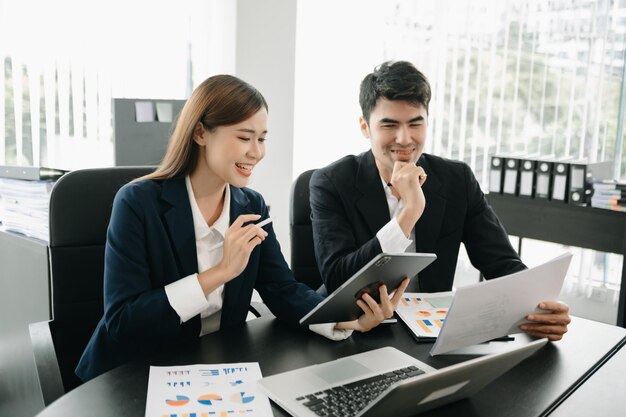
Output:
[144, 362, 272, 417]
[396, 292, 454, 340]
[431, 252, 572, 356]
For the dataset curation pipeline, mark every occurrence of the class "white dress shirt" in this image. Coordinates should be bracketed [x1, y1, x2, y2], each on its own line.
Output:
[164, 176, 229, 336]
[164, 177, 352, 340]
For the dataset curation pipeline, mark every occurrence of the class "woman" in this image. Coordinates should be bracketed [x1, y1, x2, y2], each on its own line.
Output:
[76, 75, 409, 382]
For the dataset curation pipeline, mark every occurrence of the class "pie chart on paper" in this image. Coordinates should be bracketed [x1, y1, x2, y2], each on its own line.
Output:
[165, 395, 190, 406]
[231, 392, 255, 404]
[198, 393, 223, 405]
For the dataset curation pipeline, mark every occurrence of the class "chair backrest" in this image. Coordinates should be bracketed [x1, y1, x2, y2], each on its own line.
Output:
[289, 169, 323, 290]
[47, 166, 154, 393]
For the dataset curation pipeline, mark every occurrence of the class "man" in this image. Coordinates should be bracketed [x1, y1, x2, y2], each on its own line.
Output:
[310, 61, 570, 340]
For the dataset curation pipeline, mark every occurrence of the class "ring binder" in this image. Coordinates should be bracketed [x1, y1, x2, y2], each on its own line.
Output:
[489, 155, 505, 194]
[535, 160, 553, 200]
[502, 156, 522, 196]
[551, 161, 570, 202]
[519, 157, 538, 198]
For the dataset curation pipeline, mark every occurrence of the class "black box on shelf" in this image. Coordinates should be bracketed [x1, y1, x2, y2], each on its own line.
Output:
[568, 160, 613, 206]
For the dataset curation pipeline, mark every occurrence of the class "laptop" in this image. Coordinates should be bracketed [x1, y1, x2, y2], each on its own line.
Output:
[258, 338, 547, 417]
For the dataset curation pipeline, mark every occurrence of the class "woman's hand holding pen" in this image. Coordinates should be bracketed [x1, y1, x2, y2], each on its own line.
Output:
[335, 277, 410, 333]
[218, 214, 268, 278]
[199, 214, 268, 295]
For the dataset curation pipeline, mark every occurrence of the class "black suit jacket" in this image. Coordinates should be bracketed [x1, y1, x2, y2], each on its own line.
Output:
[310, 150, 526, 293]
[76, 178, 322, 382]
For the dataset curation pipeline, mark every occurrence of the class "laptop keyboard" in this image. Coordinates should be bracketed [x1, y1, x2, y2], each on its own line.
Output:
[295, 365, 425, 417]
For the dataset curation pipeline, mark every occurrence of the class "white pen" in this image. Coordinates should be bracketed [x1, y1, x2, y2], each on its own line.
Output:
[207, 217, 274, 251]
[254, 216, 274, 229]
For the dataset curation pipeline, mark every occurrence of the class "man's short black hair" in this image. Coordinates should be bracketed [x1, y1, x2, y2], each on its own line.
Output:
[359, 61, 431, 122]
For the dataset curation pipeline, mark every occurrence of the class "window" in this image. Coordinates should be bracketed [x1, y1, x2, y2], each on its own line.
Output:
[295, 0, 626, 181]
[0, 0, 235, 169]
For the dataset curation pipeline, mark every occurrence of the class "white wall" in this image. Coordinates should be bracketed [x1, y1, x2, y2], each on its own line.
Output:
[235, 0, 297, 262]
[293, 0, 390, 177]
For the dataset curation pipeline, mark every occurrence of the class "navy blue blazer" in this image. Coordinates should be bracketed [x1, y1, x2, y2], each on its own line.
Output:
[76, 178, 323, 382]
[310, 150, 526, 293]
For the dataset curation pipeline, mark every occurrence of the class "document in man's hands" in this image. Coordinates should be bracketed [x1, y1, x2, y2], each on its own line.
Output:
[430, 252, 572, 356]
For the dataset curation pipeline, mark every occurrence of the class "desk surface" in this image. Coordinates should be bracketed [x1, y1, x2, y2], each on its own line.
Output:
[37, 316, 625, 417]
[549, 339, 626, 417]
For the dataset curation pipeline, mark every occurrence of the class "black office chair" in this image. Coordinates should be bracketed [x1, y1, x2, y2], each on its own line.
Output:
[28, 167, 154, 405]
[28, 167, 272, 406]
[289, 169, 324, 291]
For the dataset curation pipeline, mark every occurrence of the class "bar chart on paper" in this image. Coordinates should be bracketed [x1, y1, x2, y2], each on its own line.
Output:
[396, 292, 453, 339]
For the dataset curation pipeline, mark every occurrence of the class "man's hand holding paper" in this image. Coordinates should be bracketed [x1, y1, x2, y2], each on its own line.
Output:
[520, 300, 571, 341]
[430, 253, 573, 355]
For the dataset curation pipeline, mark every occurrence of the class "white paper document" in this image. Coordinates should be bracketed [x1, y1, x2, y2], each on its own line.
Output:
[144, 362, 272, 417]
[135, 101, 155, 122]
[155, 102, 173, 122]
[430, 252, 572, 356]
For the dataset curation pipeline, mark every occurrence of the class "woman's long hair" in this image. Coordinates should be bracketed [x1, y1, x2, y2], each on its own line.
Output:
[143, 75, 268, 180]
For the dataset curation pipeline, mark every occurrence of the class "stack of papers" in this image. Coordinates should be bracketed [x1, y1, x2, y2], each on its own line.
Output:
[0, 178, 55, 242]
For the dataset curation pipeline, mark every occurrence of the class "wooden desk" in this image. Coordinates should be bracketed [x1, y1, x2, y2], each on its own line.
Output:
[35, 315, 625, 417]
[487, 193, 626, 327]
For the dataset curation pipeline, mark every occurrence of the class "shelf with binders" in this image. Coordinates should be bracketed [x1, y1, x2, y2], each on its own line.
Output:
[488, 155, 614, 207]
[486, 192, 626, 328]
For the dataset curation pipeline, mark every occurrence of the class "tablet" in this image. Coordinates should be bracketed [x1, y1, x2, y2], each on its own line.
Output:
[299, 252, 436, 325]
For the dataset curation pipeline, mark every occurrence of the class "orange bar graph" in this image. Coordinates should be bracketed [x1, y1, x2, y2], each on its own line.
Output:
[416, 320, 431, 333]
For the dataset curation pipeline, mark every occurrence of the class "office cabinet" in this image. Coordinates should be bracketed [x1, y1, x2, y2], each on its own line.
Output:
[0, 231, 49, 416]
